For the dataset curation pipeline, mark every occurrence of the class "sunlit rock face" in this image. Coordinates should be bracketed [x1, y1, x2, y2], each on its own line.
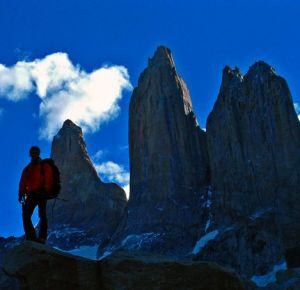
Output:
[129, 46, 209, 200]
[103, 46, 210, 256]
[48, 119, 127, 250]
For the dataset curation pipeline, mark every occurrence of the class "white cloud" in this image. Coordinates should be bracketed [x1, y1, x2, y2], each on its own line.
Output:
[0, 53, 132, 139]
[0, 63, 33, 101]
[95, 161, 130, 199]
[92, 149, 106, 161]
[294, 103, 300, 120]
[95, 161, 129, 184]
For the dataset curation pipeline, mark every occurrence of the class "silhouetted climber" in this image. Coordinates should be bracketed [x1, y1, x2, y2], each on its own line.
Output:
[18, 146, 56, 244]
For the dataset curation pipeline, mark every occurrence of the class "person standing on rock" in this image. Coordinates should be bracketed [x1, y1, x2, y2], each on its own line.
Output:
[18, 146, 53, 244]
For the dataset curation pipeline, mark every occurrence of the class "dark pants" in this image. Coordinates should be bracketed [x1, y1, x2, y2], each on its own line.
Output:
[22, 193, 48, 241]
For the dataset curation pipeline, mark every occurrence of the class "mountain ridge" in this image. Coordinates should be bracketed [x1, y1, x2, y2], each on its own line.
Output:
[1, 46, 300, 289]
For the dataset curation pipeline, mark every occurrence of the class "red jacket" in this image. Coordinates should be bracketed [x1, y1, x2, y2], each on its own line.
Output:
[19, 160, 53, 196]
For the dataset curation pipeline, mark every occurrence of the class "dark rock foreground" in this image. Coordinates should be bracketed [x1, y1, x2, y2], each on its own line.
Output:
[2, 241, 248, 290]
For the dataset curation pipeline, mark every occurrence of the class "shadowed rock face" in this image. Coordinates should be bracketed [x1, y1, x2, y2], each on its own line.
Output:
[105, 46, 210, 255]
[192, 62, 300, 282]
[2, 242, 249, 290]
[104, 48, 299, 282]
[48, 119, 127, 249]
[206, 62, 300, 246]
[196, 210, 283, 277]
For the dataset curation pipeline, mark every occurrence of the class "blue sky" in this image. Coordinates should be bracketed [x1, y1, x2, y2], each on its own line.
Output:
[0, 0, 300, 237]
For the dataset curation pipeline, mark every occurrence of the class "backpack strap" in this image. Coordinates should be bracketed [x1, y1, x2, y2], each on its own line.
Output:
[40, 161, 46, 193]
[40, 161, 44, 176]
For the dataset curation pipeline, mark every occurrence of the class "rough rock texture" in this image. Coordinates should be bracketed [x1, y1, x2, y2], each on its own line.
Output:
[3, 242, 100, 290]
[48, 120, 127, 250]
[206, 63, 300, 238]
[129, 46, 209, 197]
[0, 236, 21, 290]
[100, 49, 300, 286]
[194, 62, 300, 284]
[104, 46, 209, 256]
[3, 242, 248, 290]
[0, 268, 19, 290]
[101, 251, 250, 290]
[195, 210, 283, 277]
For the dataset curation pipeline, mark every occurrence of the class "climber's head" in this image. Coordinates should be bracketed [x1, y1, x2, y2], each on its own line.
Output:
[29, 146, 41, 161]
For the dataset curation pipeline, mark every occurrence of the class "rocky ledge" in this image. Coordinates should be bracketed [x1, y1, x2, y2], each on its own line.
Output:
[2, 242, 249, 290]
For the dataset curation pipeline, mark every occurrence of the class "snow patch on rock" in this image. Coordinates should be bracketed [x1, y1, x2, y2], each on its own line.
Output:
[121, 232, 161, 250]
[251, 261, 287, 287]
[192, 230, 219, 255]
[250, 207, 273, 220]
[98, 250, 113, 261]
[64, 245, 99, 260]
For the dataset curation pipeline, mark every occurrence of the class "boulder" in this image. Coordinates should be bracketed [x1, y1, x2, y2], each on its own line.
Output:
[101, 251, 248, 290]
[3, 242, 248, 290]
[3, 242, 100, 290]
[0, 268, 19, 290]
[0, 236, 21, 290]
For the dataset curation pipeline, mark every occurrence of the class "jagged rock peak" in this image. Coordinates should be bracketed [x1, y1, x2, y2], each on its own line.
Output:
[221, 65, 243, 89]
[58, 119, 82, 136]
[148, 45, 175, 68]
[49, 120, 127, 250]
[106, 46, 210, 256]
[207, 59, 300, 239]
[221, 61, 277, 90]
[53, 120, 83, 143]
[62, 119, 78, 128]
[246, 60, 276, 79]
[52, 120, 87, 158]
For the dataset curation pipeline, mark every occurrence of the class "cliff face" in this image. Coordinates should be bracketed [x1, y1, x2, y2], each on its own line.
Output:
[192, 62, 300, 281]
[129, 46, 209, 200]
[102, 48, 300, 284]
[206, 62, 300, 244]
[48, 119, 127, 250]
[104, 46, 210, 255]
